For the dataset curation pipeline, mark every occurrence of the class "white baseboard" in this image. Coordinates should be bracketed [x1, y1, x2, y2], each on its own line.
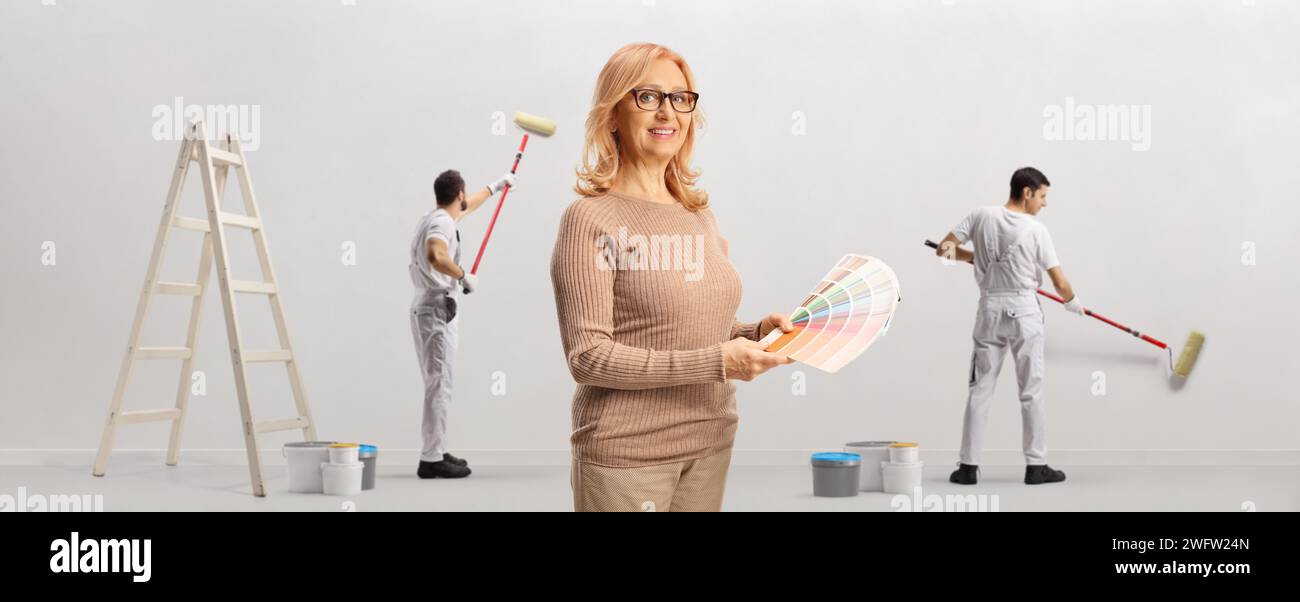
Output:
[4, 448, 1299, 468]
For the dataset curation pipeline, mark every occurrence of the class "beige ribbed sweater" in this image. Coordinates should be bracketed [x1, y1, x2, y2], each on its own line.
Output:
[550, 191, 760, 467]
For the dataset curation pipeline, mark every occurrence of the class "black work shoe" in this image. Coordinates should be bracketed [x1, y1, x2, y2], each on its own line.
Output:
[418, 460, 471, 479]
[1025, 464, 1066, 485]
[949, 463, 979, 485]
[442, 453, 468, 467]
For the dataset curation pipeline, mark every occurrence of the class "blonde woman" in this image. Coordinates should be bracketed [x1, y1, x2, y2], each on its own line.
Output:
[550, 43, 794, 512]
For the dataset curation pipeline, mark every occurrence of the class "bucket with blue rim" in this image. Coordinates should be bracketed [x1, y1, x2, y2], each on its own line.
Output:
[358, 444, 378, 491]
[811, 452, 861, 497]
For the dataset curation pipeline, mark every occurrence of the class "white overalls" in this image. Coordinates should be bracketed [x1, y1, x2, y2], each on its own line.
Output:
[960, 224, 1048, 466]
[411, 290, 458, 462]
[409, 209, 461, 463]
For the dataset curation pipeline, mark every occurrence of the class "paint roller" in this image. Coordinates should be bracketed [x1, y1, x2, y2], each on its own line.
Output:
[466, 112, 556, 292]
[923, 239, 1204, 378]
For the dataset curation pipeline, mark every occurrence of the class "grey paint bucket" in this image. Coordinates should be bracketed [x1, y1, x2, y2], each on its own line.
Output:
[844, 441, 896, 492]
[358, 444, 378, 491]
[811, 452, 861, 497]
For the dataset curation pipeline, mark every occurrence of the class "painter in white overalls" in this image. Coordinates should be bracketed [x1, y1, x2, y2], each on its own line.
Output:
[407, 169, 512, 478]
[409, 207, 461, 464]
[951, 206, 1061, 466]
[940, 169, 1079, 485]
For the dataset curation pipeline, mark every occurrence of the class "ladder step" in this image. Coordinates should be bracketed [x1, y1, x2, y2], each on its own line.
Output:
[192, 145, 243, 166]
[154, 281, 203, 296]
[230, 280, 277, 295]
[254, 417, 310, 434]
[241, 349, 293, 363]
[172, 216, 210, 232]
[208, 147, 243, 166]
[135, 346, 192, 360]
[117, 408, 182, 424]
[220, 212, 262, 230]
[173, 213, 262, 231]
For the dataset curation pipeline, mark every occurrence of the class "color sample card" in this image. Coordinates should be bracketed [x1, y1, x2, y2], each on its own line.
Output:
[763, 254, 901, 373]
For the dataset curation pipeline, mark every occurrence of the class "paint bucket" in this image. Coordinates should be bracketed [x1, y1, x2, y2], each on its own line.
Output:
[811, 452, 861, 497]
[881, 461, 924, 494]
[889, 442, 919, 464]
[282, 441, 335, 493]
[321, 461, 364, 496]
[844, 441, 895, 492]
[328, 443, 360, 465]
[358, 444, 378, 491]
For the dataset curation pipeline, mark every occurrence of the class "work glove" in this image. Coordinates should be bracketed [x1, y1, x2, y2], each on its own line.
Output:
[461, 272, 479, 295]
[487, 173, 517, 196]
[1062, 295, 1085, 315]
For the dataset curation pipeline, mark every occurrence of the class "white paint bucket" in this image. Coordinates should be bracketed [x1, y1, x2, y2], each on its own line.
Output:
[844, 441, 895, 492]
[321, 462, 364, 496]
[283, 441, 334, 493]
[328, 443, 360, 465]
[889, 442, 919, 464]
[881, 461, 924, 494]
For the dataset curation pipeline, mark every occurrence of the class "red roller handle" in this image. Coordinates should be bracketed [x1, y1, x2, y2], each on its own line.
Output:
[923, 239, 1168, 351]
[1034, 289, 1168, 349]
[470, 133, 529, 275]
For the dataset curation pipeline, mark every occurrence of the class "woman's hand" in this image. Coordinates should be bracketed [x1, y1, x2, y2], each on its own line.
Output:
[722, 338, 794, 382]
[757, 312, 795, 340]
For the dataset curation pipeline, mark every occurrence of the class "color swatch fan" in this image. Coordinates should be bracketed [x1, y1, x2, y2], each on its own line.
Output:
[758, 254, 902, 373]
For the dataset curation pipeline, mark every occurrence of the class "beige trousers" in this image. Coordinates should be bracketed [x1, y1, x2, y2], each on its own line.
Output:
[571, 449, 733, 512]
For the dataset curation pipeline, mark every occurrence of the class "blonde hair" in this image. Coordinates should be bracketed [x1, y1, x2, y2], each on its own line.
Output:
[575, 42, 708, 210]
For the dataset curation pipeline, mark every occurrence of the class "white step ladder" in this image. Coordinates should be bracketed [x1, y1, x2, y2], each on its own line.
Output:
[92, 120, 316, 497]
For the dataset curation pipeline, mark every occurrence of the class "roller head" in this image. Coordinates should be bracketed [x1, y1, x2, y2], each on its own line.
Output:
[1172, 330, 1204, 378]
[513, 112, 557, 137]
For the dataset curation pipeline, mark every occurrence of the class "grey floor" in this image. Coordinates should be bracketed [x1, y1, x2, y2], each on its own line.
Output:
[2, 463, 1297, 511]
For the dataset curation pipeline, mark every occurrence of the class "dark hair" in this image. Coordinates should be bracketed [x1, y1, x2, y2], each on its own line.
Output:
[1009, 167, 1050, 201]
[434, 169, 465, 206]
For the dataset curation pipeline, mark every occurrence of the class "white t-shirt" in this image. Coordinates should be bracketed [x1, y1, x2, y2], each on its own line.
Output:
[951, 206, 1060, 291]
[409, 208, 460, 293]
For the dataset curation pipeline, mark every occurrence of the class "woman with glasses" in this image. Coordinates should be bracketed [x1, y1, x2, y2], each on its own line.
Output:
[550, 43, 794, 512]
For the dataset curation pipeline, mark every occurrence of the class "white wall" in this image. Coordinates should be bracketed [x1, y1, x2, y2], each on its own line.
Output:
[2, 0, 1297, 460]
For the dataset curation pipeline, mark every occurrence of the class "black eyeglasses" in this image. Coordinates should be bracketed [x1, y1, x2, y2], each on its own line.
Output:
[629, 88, 700, 113]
